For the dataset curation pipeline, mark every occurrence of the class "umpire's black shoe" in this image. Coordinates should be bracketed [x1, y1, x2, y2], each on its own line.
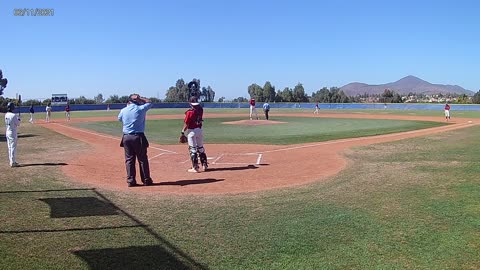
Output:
[128, 182, 138, 187]
[143, 179, 153, 186]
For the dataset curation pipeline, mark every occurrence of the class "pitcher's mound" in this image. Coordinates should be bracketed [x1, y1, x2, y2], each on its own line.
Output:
[223, 119, 287, 126]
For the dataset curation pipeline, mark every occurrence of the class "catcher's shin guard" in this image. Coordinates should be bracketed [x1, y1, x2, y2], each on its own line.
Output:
[189, 147, 199, 169]
[199, 152, 208, 170]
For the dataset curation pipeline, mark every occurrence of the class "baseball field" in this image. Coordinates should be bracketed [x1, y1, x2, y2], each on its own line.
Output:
[1, 108, 479, 269]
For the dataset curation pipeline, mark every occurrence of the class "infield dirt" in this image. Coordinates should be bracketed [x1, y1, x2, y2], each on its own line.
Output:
[38, 113, 476, 195]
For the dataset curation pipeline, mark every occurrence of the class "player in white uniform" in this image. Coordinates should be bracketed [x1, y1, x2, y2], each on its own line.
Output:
[45, 103, 52, 122]
[4, 102, 21, 167]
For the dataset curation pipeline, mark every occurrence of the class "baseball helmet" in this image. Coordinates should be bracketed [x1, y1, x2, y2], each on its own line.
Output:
[188, 81, 199, 91]
[7, 102, 15, 111]
[189, 96, 200, 106]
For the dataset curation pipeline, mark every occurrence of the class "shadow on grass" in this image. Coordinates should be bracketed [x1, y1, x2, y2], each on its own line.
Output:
[19, 134, 39, 138]
[87, 190, 207, 269]
[0, 188, 93, 194]
[73, 245, 191, 270]
[0, 225, 145, 234]
[158, 178, 224, 186]
[0, 187, 207, 269]
[0, 133, 38, 142]
[39, 197, 120, 218]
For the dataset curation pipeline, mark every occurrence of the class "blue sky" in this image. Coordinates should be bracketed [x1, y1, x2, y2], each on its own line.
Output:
[2, 0, 479, 101]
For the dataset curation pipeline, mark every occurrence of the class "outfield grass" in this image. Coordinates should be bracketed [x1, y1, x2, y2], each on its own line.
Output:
[74, 116, 446, 145]
[25, 107, 480, 121]
[1, 120, 479, 269]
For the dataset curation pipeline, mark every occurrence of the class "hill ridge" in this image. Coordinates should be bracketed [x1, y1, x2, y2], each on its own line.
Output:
[340, 76, 473, 96]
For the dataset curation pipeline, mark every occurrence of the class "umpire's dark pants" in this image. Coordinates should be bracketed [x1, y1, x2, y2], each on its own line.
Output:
[264, 109, 269, 120]
[122, 133, 151, 184]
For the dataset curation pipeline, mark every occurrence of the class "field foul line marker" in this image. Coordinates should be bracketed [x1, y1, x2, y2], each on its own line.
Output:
[150, 146, 177, 154]
[246, 122, 472, 154]
[256, 154, 262, 164]
[149, 152, 167, 161]
[51, 123, 177, 154]
[210, 153, 261, 165]
[211, 154, 224, 164]
[52, 123, 118, 140]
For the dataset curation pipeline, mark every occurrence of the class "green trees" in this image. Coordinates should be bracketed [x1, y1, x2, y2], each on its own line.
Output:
[94, 93, 104, 104]
[72, 96, 96, 104]
[473, 90, 480, 104]
[311, 87, 330, 102]
[164, 79, 189, 102]
[247, 82, 308, 102]
[277, 87, 294, 102]
[22, 99, 43, 106]
[293, 83, 309, 102]
[457, 94, 470, 104]
[310, 87, 350, 103]
[0, 69, 8, 96]
[379, 89, 403, 103]
[247, 82, 352, 103]
[201, 86, 215, 102]
[149, 97, 161, 103]
[247, 83, 264, 100]
[164, 78, 215, 102]
[105, 95, 122, 104]
[263, 81, 276, 102]
[233, 97, 248, 102]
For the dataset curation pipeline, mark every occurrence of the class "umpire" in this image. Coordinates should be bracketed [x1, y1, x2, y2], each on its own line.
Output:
[118, 94, 154, 187]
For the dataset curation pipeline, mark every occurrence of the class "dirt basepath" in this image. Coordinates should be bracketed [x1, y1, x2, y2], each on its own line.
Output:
[38, 113, 477, 195]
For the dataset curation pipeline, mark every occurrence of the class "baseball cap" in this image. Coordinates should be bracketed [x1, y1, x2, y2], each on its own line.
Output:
[7, 102, 15, 111]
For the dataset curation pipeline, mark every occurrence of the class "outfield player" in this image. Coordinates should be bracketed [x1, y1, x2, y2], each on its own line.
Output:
[182, 97, 208, 173]
[29, 104, 35, 123]
[314, 102, 319, 114]
[444, 103, 451, 121]
[249, 97, 258, 120]
[45, 103, 52, 122]
[4, 102, 21, 167]
[65, 104, 71, 121]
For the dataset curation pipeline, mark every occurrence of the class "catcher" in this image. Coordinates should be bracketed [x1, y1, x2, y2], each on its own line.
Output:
[180, 96, 208, 172]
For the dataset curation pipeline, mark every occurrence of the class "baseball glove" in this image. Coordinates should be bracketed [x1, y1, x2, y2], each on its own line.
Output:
[179, 133, 187, 144]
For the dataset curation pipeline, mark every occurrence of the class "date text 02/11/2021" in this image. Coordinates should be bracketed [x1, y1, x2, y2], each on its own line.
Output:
[13, 8, 54, 16]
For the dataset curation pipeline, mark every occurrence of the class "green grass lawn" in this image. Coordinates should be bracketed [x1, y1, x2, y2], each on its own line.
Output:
[73, 116, 446, 145]
[25, 107, 480, 121]
[1, 120, 479, 269]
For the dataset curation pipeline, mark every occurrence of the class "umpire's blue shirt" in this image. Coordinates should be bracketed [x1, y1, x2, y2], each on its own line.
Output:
[118, 103, 153, 134]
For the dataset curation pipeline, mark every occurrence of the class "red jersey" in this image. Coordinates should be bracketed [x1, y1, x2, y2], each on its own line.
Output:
[184, 106, 203, 129]
[445, 104, 450, 110]
[249, 99, 256, 106]
[65, 105, 70, 112]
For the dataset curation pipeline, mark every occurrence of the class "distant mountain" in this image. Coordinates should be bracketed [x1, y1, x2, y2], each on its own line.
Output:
[340, 76, 474, 96]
